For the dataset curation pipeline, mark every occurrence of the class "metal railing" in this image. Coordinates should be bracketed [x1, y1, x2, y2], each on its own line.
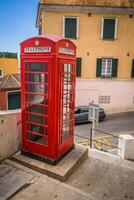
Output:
[75, 128, 121, 152]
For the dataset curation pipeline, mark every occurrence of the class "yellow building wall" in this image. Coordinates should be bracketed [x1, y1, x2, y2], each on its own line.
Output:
[41, 11, 134, 80]
[0, 58, 18, 77]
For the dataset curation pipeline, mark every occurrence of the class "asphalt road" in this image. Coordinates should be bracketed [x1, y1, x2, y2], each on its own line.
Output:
[74, 112, 134, 150]
[75, 111, 134, 138]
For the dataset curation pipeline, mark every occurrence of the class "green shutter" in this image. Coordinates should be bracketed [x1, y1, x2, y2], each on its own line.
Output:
[65, 18, 77, 39]
[0, 52, 7, 58]
[76, 58, 81, 77]
[8, 92, 21, 110]
[96, 58, 102, 77]
[131, 60, 134, 78]
[39, 27, 42, 35]
[8, 53, 17, 58]
[103, 19, 115, 39]
[0, 52, 17, 58]
[112, 59, 118, 78]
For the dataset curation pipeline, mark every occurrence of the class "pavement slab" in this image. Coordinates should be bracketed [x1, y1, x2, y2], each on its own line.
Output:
[10, 177, 92, 200]
[0, 164, 33, 200]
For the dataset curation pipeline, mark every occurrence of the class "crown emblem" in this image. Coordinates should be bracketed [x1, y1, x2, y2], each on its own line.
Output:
[35, 40, 40, 46]
[66, 42, 69, 48]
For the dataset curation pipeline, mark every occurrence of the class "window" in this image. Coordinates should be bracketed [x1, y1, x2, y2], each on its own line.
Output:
[63, 17, 78, 39]
[76, 57, 81, 77]
[38, 19, 42, 35]
[96, 58, 118, 78]
[101, 59, 112, 78]
[0, 69, 3, 78]
[8, 91, 21, 110]
[101, 18, 117, 40]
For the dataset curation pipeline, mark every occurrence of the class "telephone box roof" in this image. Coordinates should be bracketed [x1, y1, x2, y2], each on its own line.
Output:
[20, 34, 75, 45]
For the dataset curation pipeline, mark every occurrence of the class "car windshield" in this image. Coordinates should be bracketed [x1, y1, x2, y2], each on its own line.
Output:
[81, 108, 88, 112]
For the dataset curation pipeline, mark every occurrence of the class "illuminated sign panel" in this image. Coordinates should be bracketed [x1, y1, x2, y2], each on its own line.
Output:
[24, 47, 51, 53]
[59, 47, 74, 55]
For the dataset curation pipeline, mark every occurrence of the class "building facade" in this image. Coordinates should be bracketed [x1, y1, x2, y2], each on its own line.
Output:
[0, 52, 18, 78]
[36, 0, 134, 113]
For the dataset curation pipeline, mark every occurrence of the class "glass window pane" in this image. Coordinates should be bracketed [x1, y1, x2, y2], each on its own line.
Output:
[26, 94, 44, 104]
[26, 84, 44, 94]
[27, 123, 44, 134]
[26, 104, 44, 114]
[29, 134, 44, 145]
[27, 114, 44, 124]
[26, 63, 44, 72]
[25, 73, 44, 83]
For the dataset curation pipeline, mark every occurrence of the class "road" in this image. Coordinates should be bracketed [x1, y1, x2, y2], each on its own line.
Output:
[74, 112, 134, 150]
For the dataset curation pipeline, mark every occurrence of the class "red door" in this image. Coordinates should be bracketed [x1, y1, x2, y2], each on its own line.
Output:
[22, 61, 50, 156]
[58, 59, 76, 153]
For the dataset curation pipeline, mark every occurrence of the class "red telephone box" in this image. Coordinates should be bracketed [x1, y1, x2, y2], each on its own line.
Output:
[20, 35, 76, 164]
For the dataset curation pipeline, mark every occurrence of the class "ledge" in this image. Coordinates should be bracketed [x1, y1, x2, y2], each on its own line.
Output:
[41, 4, 134, 13]
[0, 109, 21, 116]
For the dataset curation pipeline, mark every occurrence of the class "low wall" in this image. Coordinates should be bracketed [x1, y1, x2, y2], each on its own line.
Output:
[0, 110, 21, 161]
[76, 79, 134, 114]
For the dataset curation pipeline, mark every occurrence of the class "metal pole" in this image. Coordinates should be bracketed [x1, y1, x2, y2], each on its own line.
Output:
[92, 108, 96, 148]
[90, 128, 92, 148]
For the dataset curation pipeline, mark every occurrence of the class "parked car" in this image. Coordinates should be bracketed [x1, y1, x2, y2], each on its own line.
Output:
[74, 106, 106, 125]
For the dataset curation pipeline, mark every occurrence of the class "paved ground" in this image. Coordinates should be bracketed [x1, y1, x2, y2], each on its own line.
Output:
[1, 149, 134, 200]
[3, 159, 92, 200]
[74, 112, 134, 151]
[66, 150, 134, 200]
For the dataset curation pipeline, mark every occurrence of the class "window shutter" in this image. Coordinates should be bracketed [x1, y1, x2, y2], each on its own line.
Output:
[131, 59, 134, 78]
[96, 58, 102, 77]
[65, 18, 77, 39]
[103, 19, 115, 39]
[112, 59, 118, 78]
[1, 52, 7, 58]
[39, 27, 42, 35]
[7, 53, 17, 58]
[76, 58, 81, 77]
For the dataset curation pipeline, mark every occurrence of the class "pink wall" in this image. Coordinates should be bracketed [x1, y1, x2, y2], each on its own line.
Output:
[76, 79, 134, 114]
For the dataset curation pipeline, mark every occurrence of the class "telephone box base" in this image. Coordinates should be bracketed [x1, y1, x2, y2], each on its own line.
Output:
[21, 145, 74, 166]
[12, 144, 88, 182]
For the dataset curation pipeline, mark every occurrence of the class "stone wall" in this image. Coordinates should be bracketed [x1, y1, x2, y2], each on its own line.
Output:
[0, 110, 21, 161]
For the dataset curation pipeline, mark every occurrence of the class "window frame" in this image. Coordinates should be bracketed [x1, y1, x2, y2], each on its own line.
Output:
[63, 16, 79, 39]
[0, 68, 3, 78]
[101, 58, 112, 78]
[101, 17, 118, 40]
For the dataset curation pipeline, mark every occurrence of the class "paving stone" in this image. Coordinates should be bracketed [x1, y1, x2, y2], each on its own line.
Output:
[10, 177, 92, 200]
[0, 164, 33, 200]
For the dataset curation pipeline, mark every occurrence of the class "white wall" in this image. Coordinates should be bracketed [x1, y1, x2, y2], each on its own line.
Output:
[76, 79, 134, 114]
[0, 110, 21, 161]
